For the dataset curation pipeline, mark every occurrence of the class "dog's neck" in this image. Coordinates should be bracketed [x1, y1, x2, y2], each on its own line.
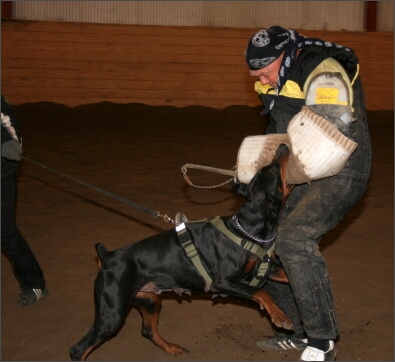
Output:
[228, 202, 278, 244]
[230, 215, 276, 244]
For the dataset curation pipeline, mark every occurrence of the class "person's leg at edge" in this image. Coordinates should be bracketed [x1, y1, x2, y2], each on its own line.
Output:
[1, 172, 47, 305]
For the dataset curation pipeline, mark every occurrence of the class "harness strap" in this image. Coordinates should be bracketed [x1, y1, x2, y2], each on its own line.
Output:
[209, 216, 275, 286]
[176, 217, 275, 290]
[175, 223, 213, 286]
[209, 216, 274, 258]
[250, 258, 271, 286]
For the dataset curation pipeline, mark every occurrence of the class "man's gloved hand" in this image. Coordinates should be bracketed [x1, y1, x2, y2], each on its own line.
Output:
[2, 139, 22, 161]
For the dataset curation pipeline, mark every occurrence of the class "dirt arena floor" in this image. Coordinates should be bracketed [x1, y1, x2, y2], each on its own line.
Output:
[1, 102, 393, 361]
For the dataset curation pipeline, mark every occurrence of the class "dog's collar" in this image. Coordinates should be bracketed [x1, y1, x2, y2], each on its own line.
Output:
[231, 215, 276, 244]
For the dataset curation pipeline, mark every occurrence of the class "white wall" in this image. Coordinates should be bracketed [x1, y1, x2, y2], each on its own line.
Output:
[13, 1, 394, 32]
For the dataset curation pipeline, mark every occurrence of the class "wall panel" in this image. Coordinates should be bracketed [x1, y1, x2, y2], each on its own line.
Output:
[377, 1, 394, 31]
[1, 21, 393, 110]
[14, 1, 391, 31]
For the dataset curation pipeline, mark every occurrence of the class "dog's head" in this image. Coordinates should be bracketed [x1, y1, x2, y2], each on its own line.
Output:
[244, 143, 293, 219]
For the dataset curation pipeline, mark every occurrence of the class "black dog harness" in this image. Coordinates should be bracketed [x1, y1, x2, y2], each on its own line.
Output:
[175, 216, 275, 289]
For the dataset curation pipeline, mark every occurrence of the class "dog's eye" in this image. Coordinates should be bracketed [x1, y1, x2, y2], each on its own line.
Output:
[265, 196, 275, 209]
[263, 194, 281, 216]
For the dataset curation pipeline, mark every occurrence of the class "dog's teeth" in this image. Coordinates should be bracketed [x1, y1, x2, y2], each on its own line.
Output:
[260, 304, 265, 310]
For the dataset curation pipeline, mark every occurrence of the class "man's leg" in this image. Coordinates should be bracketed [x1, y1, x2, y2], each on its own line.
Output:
[256, 183, 310, 351]
[258, 174, 368, 358]
[1, 173, 46, 304]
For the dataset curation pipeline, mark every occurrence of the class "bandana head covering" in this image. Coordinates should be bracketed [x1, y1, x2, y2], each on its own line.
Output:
[245, 26, 291, 70]
[245, 26, 353, 114]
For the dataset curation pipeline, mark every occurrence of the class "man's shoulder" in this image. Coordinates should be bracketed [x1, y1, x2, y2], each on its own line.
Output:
[300, 46, 332, 61]
[297, 46, 358, 81]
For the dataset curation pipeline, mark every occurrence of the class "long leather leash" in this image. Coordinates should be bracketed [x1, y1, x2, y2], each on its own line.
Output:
[22, 155, 177, 224]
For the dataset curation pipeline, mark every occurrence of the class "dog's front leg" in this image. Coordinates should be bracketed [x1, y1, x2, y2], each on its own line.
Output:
[268, 267, 289, 283]
[211, 277, 292, 330]
[134, 291, 189, 356]
[250, 289, 292, 330]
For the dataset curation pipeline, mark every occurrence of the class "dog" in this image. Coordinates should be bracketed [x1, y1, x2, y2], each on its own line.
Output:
[69, 143, 294, 361]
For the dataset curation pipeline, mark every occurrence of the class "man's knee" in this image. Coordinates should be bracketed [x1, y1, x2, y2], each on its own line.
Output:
[274, 226, 321, 263]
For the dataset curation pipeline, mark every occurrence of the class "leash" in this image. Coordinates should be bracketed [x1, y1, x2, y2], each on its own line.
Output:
[21, 155, 182, 224]
[181, 163, 236, 189]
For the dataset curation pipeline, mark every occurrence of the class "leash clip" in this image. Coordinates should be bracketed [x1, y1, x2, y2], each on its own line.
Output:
[154, 211, 175, 224]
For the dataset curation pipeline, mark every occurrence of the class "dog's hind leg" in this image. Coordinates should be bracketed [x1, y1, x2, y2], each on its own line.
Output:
[69, 326, 103, 361]
[134, 291, 189, 356]
[69, 270, 133, 360]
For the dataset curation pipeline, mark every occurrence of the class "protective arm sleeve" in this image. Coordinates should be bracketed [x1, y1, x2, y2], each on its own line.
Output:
[303, 58, 356, 134]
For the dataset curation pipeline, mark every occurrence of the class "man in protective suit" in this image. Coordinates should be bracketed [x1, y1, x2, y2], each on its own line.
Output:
[242, 26, 371, 361]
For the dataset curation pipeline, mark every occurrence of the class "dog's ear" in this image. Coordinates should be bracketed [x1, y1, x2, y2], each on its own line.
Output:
[231, 180, 249, 198]
[95, 243, 109, 260]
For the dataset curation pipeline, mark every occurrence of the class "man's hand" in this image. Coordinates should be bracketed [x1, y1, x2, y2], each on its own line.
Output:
[2, 139, 22, 161]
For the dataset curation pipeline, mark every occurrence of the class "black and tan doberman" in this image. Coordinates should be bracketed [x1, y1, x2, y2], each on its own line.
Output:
[69, 144, 293, 361]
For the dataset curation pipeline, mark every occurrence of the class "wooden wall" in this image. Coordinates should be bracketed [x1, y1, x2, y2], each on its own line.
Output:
[2, 20, 394, 110]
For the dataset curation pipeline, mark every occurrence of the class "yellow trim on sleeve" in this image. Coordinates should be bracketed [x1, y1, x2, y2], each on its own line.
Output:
[350, 64, 359, 86]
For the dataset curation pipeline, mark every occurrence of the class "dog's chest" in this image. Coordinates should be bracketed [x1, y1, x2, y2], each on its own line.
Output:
[181, 218, 274, 287]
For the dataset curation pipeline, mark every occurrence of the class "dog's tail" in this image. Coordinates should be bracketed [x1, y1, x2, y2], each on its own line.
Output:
[95, 243, 108, 260]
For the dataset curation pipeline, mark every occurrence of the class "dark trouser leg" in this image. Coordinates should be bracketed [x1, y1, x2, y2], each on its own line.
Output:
[267, 175, 368, 339]
[1, 173, 45, 290]
[264, 277, 306, 338]
[265, 280, 306, 339]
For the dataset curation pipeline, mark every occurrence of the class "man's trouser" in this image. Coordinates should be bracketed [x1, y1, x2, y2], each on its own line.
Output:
[264, 172, 369, 339]
[1, 172, 45, 290]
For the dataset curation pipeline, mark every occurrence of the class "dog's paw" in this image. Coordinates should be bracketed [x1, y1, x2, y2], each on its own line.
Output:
[166, 344, 189, 356]
[271, 312, 293, 330]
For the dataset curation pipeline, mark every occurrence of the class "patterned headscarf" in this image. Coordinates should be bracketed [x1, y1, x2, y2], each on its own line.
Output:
[245, 26, 352, 114]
